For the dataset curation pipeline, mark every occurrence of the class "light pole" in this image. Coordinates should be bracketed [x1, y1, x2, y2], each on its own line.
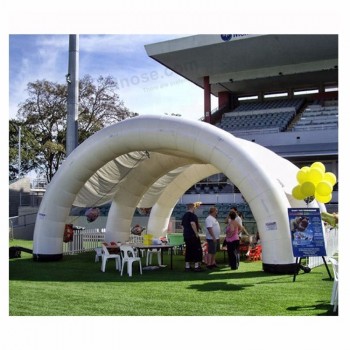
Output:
[66, 34, 79, 156]
[18, 126, 21, 178]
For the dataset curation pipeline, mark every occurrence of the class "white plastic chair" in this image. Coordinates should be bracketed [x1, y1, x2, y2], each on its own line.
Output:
[328, 257, 338, 312]
[129, 234, 145, 257]
[101, 244, 121, 272]
[94, 247, 102, 262]
[146, 248, 162, 266]
[120, 245, 143, 277]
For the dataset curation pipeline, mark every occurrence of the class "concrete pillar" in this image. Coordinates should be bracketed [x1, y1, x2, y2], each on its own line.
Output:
[204, 76, 211, 123]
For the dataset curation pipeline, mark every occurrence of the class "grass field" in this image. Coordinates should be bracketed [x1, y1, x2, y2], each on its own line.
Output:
[9, 239, 337, 316]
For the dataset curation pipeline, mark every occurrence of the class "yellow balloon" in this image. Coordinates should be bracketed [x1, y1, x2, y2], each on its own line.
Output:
[324, 172, 337, 186]
[296, 169, 309, 184]
[311, 162, 326, 173]
[301, 181, 315, 197]
[316, 181, 333, 196]
[292, 185, 304, 200]
[315, 192, 332, 203]
[309, 167, 324, 185]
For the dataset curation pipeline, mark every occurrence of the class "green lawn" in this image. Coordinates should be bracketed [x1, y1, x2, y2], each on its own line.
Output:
[9, 239, 337, 316]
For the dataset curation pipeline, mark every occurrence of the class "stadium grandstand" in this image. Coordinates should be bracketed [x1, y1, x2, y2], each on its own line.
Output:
[144, 34, 338, 228]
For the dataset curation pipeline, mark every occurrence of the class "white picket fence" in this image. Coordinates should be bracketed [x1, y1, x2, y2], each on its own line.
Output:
[63, 228, 106, 255]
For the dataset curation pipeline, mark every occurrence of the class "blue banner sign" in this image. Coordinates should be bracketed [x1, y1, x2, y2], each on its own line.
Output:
[288, 208, 326, 257]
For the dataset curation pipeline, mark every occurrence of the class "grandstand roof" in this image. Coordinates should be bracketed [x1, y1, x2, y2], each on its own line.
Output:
[145, 34, 338, 96]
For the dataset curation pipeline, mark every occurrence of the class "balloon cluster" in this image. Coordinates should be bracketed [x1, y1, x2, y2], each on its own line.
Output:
[292, 162, 337, 203]
[85, 207, 100, 222]
[193, 201, 202, 209]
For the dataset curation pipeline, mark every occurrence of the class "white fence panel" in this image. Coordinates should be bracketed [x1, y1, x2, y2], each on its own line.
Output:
[306, 227, 338, 268]
[63, 228, 105, 255]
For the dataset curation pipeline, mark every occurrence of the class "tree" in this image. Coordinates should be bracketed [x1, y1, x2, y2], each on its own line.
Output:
[78, 75, 136, 142]
[9, 120, 41, 180]
[9, 75, 136, 182]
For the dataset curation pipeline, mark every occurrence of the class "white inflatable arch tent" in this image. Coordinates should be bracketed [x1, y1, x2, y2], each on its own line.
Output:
[33, 115, 325, 273]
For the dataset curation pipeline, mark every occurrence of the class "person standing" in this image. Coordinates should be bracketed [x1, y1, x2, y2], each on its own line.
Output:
[225, 211, 248, 270]
[225, 206, 244, 229]
[181, 203, 203, 272]
[236, 211, 244, 234]
[225, 206, 247, 240]
[204, 207, 221, 269]
[225, 206, 237, 225]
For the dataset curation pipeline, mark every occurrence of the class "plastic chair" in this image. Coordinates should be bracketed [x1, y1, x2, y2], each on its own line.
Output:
[101, 243, 121, 272]
[328, 257, 338, 312]
[129, 234, 145, 257]
[94, 247, 102, 262]
[146, 248, 162, 266]
[120, 245, 143, 277]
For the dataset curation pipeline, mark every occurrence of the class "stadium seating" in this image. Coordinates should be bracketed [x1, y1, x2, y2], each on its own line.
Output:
[292, 102, 338, 131]
[218, 98, 305, 133]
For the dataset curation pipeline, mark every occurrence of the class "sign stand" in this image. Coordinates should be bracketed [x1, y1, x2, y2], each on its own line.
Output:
[288, 208, 332, 282]
[293, 256, 332, 282]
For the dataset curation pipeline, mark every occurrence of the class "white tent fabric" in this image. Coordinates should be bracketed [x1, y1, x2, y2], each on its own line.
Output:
[104, 153, 195, 242]
[147, 163, 219, 235]
[33, 115, 324, 271]
[105, 162, 220, 243]
[73, 151, 149, 207]
[137, 165, 190, 208]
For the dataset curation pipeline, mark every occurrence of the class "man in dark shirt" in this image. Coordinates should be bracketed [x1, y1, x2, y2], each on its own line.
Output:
[181, 203, 203, 272]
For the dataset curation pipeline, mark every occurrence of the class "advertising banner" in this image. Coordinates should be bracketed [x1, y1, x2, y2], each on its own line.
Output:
[288, 208, 326, 257]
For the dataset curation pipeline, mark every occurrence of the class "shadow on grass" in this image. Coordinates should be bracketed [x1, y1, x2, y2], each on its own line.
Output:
[286, 301, 338, 316]
[9, 252, 279, 284]
[187, 281, 254, 292]
[10, 251, 323, 287]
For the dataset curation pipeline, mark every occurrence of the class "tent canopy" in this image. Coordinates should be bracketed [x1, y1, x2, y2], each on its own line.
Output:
[33, 115, 323, 272]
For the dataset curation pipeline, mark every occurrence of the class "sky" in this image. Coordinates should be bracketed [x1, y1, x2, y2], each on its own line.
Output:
[2, 0, 349, 347]
[9, 34, 217, 121]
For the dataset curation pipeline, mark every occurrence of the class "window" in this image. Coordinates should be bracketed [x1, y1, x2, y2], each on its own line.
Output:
[293, 89, 319, 96]
[264, 92, 288, 98]
[238, 95, 258, 101]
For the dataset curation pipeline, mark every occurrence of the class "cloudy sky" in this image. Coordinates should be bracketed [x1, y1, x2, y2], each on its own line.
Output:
[6, 2, 347, 125]
[9, 34, 218, 121]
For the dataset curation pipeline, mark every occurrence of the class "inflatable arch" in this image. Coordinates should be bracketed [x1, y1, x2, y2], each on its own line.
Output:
[33, 115, 325, 273]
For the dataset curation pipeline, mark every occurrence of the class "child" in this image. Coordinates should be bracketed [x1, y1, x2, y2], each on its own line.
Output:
[202, 241, 209, 265]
